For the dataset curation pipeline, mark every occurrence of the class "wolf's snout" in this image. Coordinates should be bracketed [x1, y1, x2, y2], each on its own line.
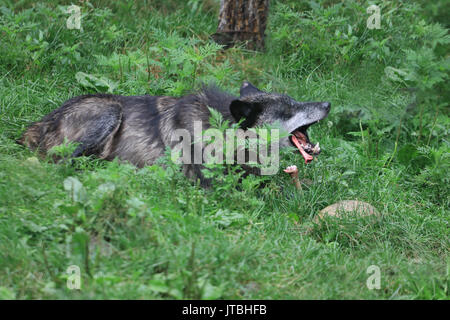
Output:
[322, 102, 331, 112]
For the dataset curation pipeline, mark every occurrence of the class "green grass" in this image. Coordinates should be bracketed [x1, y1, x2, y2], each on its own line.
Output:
[0, 0, 448, 299]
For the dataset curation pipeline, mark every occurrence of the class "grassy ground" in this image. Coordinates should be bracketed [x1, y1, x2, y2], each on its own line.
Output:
[0, 0, 448, 299]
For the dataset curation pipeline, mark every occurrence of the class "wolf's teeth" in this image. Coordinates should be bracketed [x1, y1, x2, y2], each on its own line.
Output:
[313, 142, 320, 153]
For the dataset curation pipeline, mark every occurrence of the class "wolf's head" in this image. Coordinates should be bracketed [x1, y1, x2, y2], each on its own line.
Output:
[230, 81, 331, 163]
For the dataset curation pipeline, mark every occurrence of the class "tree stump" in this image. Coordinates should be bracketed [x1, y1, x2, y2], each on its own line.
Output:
[212, 0, 270, 50]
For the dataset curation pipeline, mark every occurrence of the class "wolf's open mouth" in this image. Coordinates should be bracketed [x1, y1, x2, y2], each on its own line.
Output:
[290, 124, 320, 164]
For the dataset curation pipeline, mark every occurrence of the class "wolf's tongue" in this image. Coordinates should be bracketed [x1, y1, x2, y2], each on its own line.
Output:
[291, 135, 313, 164]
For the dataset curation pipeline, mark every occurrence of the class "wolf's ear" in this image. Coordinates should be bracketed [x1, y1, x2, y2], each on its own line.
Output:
[240, 81, 263, 97]
[230, 100, 261, 129]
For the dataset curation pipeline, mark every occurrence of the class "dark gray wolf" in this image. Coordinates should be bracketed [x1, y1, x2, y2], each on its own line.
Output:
[18, 81, 330, 185]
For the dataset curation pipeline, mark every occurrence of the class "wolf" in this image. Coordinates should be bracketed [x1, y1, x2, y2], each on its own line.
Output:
[18, 81, 330, 186]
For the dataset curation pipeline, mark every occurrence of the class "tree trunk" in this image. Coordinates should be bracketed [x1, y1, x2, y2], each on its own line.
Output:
[212, 0, 269, 50]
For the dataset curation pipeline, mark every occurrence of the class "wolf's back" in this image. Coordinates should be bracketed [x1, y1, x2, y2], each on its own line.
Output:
[17, 94, 124, 156]
[17, 121, 42, 150]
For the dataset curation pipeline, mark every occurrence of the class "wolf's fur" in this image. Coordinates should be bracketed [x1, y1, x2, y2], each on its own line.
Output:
[18, 82, 330, 185]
